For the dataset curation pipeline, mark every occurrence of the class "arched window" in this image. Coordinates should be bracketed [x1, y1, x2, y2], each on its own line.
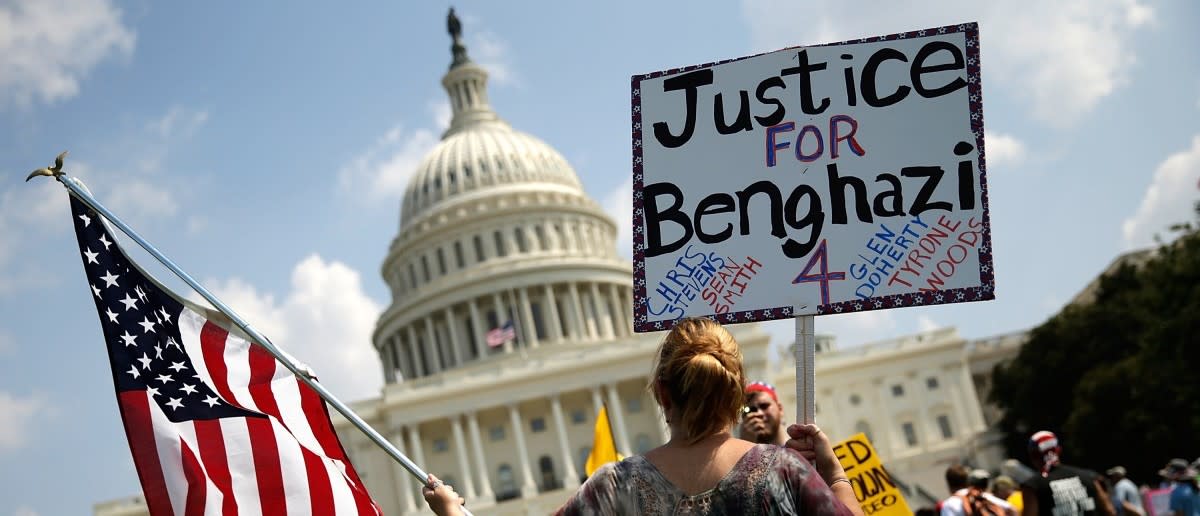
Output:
[538, 455, 558, 491]
[496, 463, 517, 501]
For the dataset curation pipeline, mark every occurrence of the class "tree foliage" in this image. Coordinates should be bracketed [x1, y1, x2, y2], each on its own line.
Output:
[990, 209, 1200, 486]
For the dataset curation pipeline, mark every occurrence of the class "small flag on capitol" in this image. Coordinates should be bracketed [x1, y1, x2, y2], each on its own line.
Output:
[68, 195, 381, 515]
[485, 320, 516, 348]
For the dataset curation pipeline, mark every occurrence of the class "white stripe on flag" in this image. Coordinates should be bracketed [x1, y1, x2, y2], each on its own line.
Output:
[272, 417, 313, 516]
[221, 418, 264, 516]
[176, 421, 226, 514]
[146, 391, 192, 516]
[269, 359, 325, 453]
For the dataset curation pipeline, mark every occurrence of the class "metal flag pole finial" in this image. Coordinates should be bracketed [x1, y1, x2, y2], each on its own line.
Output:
[28, 155, 474, 516]
[25, 150, 68, 182]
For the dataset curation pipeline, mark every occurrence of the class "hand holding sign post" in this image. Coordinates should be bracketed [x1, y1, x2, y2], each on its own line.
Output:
[631, 22, 994, 425]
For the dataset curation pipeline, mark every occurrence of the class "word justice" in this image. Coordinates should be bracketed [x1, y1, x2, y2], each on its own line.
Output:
[643, 141, 980, 261]
[651, 41, 967, 148]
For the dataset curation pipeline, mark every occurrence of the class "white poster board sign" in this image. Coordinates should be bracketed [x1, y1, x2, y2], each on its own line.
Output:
[632, 23, 994, 332]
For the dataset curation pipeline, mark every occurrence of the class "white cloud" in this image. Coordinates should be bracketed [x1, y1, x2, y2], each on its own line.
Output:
[429, 99, 451, 132]
[105, 179, 179, 221]
[1121, 134, 1200, 248]
[0, 391, 48, 453]
[196, 255, 384, 401]
[986, 132, 1027, 166]
[14, 506, 40, 516]
[471, 30, 519, 86]
[337, 124, 439, 203]
[147, 106, 209, 139]
[741, 0, 1153, 126]
[0, 178, 71, 292]
[916, 315, 942, 333]
[0, 0, 135, 109]
[456, 12, 519, 87]
[603, 176, 633, 259]
[762, 309, 897, 353]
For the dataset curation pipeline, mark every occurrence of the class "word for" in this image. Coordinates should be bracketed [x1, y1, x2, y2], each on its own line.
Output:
[651, 41, 968, 148]
[700, 255, 764, 314]
[850, 216, 930, 299]
[886, 215, 984, 291]
[643, 141, 977, 261]
[648, 245, 725, 320]
[765, 115, 865, 167]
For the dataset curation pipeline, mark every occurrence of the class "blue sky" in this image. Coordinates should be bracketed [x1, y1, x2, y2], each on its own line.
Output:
[1, 1, 1197, 514]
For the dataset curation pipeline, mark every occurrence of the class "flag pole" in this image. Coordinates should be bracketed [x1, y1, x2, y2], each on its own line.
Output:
[43, 169, 473, 515]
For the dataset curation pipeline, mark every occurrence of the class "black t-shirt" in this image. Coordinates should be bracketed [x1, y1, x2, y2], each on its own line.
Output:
[1022, 464, 1104, 516]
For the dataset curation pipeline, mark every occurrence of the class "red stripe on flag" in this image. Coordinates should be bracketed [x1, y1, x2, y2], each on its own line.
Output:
[243, 335, 335, 514]
[180, 440, 208, 516]
[298, 380, 378, 514]
[298, 379, 344, 460]
[194, 419, 237, 516]
[200, 322, 239, 406]
[246, 344, 282, 419]
[247, 417, 287, 516]
[302, 447, 335, 514]
[117, 392, 175, 516]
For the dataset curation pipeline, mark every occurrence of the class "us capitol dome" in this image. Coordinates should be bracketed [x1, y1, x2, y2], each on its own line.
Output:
[354, 10, 773, 514]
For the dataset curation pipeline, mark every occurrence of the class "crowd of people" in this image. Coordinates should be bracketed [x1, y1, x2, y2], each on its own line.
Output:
[930, 430, 1199, 516]
[416, 317, 1194, 515]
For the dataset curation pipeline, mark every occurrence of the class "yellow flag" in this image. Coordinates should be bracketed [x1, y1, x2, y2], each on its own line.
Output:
[585, 405, 623, 476]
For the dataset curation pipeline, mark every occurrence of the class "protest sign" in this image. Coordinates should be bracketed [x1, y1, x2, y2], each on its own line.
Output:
[833, 432, 913, 516]
[631, 23, 993, 332]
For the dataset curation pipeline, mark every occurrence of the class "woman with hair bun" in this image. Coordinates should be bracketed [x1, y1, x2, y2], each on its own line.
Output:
[423, 317, 862, 515]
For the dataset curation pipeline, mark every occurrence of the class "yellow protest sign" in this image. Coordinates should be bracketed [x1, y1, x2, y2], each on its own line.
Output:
[833, 432, 913, 516]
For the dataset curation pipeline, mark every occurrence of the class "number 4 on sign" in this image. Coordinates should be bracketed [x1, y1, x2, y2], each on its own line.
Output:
[792, 240, 845, 306]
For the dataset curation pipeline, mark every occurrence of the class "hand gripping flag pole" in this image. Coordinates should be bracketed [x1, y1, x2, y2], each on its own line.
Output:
[32, 153, 474, 516]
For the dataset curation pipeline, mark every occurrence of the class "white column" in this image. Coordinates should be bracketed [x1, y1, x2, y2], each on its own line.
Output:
[959, 364, 987, 432]
[465, 412, 495, 501]
[607, 283, 628, 336]
[543, 285, 563, 342]
[568, 283, 591, 340]
[381, 341, 397, 383]
[423, 317, 441, 374]
[507, 403, 538, 497]
[445, 307, 463, 366]
[492, 293, 513, 353]
[449, 415, 477, 500]
[517, 287, 539, 348]
[604, 383, 633, 455]
[468, 299, 487, 360]
[406, 425, 428, 510]
[591, 282, 615, 339]
[405, 326, 424, 377]
[550, 395, 580, 489]
[390, 429, 417, 514]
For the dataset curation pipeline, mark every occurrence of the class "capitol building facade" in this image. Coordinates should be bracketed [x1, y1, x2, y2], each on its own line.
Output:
[95, 15, 1022, 516]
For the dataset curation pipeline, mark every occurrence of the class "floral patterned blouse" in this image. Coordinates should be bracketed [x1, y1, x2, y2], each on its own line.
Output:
[555, 443, 855, 515]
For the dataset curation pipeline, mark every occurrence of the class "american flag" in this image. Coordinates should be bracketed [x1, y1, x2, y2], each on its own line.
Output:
[485, 320, 515, 348]
[69, 196, 381, 515]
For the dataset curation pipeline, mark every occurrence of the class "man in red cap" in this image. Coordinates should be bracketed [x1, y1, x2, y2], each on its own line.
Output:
[1020, 430, 1115, 516]
[740, 381, 786, 445]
